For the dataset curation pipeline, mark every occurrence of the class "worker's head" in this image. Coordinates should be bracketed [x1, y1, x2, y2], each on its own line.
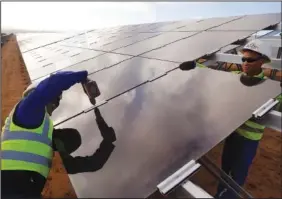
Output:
[54, 128, 81, 154]
[240, 40, 271, 76]
[23, 83, 62, 116]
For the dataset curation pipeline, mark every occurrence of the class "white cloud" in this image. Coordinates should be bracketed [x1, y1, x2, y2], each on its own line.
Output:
[1, 2, 157, 32]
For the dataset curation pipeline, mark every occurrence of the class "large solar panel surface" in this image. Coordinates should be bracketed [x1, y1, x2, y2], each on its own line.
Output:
[56, 68, 280, 198]
[17, 13, 281, 198]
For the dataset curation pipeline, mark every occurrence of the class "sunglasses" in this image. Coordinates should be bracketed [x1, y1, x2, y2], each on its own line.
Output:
[241, 56, 262, 63]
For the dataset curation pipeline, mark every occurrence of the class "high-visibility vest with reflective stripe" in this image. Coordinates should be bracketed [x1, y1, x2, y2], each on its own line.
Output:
[230, 71, 267, 140]
[235, 120, 265, 141]
[1, 107, 54, 178]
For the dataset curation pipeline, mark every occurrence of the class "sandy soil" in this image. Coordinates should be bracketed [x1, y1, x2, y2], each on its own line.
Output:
[1, 36, 281, 198]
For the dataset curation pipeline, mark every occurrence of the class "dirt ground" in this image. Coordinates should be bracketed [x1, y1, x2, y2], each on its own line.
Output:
[1, 36, 281, 198]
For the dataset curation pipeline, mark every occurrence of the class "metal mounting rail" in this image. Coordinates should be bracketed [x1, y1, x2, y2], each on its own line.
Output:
[199, 156, 254, 199]
[180, 180, 214, 198]
[157, 160, 201, 195]
[253, 98, 279, 118]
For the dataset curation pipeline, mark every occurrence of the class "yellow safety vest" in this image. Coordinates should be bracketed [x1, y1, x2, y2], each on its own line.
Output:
[1, 105, 54, 178]
[197, 63, 281, 141]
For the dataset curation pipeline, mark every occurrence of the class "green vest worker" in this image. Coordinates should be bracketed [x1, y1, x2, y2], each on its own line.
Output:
[1, 70, 88, 198]
[192, 39, 281, 199]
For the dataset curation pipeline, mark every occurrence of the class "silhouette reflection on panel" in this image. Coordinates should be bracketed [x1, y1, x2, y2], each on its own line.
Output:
[52, 107, 116, 174]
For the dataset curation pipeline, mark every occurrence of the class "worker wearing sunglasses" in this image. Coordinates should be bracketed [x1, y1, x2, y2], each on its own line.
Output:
[216, 40, 281, 199]
[240, 42, 271, 78]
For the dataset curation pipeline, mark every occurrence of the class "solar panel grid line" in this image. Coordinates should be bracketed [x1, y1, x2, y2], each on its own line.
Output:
[21, 33, 85, 53]
[23, 31, 170, 75]
[68, 54, 134, 76]
[97, 32, 162, 52]
[210, 13, 281, 31]
[115, 31, 202, 57]
[70, 30, 187, 55]
[175, 15, 246, 32]
[29, 51, 109, 81]
[31, 50, 133, 81]
[61, 43, 158, 59]
[140, 30, 255, 63]
[53, 110, 86, 127]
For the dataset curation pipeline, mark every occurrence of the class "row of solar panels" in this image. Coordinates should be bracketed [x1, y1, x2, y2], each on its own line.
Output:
[18, 13, 281, 125]
[23, 30, 265, 81]
[18, 13, 280, 53]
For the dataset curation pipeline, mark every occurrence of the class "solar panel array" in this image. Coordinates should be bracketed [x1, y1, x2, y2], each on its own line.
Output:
[18, 13, 281, 198]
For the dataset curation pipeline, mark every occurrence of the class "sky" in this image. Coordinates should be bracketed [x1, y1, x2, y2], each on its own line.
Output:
[1, 2, 281, 32]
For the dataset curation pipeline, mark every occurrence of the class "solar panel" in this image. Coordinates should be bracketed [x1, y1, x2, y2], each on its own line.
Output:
[27, 48, 104, 80]
[148, 20, 198, 32]
[141, 31, 254, 62]
[55, 67, 280, 198]
[114, 32, 198, 56]
[52, 57, 178, 125]
[211, 13, 281, 31]
[95, 32, 160, 52]
[60, 52, 132, 74]
[31, 52, 131, 83]
[176, 15, 243, 31]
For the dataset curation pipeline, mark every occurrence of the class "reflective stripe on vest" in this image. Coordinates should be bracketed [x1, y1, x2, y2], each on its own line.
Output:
[230, 71, 266, 140]
[1, 111, 53, 178]
[236, 120, 265, 141]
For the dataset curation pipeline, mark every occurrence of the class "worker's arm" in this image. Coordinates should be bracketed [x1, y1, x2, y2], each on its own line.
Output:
[14, 71, 88, 128]
[208, 62, 282, 81]
[58, 139, 115, 174]
[55, 108, 116, 174]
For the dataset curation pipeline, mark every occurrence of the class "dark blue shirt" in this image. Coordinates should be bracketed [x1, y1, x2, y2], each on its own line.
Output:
[14, 71, 88, 128]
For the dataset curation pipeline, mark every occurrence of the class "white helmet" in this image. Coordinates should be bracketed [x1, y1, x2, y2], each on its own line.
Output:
[240, 39, 272, 63]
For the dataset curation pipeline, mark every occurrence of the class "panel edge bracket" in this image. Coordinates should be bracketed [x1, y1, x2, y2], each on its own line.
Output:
[157, 160, 201, 195]
[252, 98, 279, 118]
